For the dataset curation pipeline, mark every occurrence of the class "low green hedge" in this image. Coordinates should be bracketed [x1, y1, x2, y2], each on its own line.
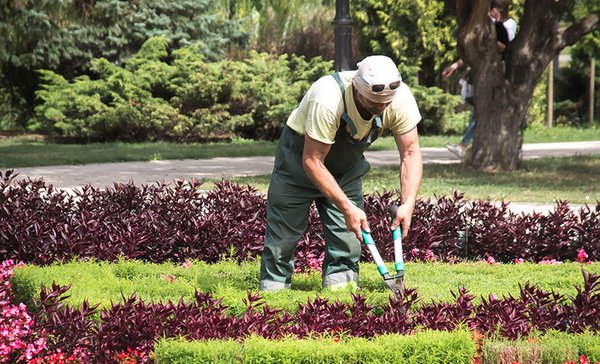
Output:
[11, 259, 600, 315]
[153, 331, 600, 364]
[154, 331, 476, 364]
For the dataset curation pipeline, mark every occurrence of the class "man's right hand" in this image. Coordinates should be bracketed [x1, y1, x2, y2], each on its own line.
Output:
[342, 203, 370, 242]
[442, 59, 463, 78]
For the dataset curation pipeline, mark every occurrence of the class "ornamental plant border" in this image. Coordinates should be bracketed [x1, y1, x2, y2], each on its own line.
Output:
[2, 259, 600, 363]
[1, 170, 598, 270]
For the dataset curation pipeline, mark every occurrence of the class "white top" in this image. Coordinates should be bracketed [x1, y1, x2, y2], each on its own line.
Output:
[504, 18, 517, 42]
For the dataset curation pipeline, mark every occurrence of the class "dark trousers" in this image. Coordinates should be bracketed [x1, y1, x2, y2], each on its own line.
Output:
[259, 127, 370, 290]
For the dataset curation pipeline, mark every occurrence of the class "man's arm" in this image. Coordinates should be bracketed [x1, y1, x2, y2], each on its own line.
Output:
[391, 126, 422, 238]
[442, 59, 464, 78]
[302, 135, 369, 241]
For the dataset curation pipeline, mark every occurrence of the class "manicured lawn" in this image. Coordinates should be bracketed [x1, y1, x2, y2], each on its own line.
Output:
[2, 125, 599, 168]
[13, 259, 599, 314]
[204, 154, 600, 204]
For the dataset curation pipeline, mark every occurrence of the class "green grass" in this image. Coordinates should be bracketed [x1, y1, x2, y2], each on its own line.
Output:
[12, 259, 599, 315]
[0, 137, 277, 168]
[1, 125, 599, 168]
[204, 155, 600, 204]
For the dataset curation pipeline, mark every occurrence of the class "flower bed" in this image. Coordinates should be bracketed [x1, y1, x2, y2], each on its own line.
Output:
[1, 171, 599, 362]
[3, 259, 600, 363]
[1, 171, 598, 269]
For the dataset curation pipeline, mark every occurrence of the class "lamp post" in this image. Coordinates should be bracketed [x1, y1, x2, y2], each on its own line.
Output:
[332, 0, 353, 71]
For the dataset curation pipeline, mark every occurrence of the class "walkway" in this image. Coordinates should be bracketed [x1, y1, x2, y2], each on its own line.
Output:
[6, 141, 600, 214]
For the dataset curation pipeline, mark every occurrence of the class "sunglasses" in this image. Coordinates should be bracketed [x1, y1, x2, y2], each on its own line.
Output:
[358, 74, 402, 93]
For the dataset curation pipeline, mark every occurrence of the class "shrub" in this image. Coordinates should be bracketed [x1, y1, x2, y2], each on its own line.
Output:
[411, 85, 465, 136]
[30, 37, 333, 143]
[1, 170, 599, 267]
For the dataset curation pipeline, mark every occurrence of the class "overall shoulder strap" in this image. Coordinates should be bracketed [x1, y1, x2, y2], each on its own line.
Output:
[331, 73, 358, 136]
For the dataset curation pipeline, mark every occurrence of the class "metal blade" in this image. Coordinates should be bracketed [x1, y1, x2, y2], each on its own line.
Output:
[384, 278, 403, 301]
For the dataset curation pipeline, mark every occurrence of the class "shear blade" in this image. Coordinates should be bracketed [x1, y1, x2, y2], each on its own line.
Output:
[384, 280, 403, 301]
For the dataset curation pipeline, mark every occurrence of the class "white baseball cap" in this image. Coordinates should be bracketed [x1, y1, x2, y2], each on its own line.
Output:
[352, 55, 402, 103]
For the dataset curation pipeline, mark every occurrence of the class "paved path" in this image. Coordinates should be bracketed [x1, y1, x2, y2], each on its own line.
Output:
[5, 141, 600, 214]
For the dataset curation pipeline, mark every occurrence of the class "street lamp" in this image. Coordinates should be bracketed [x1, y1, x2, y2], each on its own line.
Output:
[332, 0, 353, 71]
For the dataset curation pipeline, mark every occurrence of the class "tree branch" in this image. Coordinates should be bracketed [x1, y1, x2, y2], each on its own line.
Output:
[560, 10, 600, 48]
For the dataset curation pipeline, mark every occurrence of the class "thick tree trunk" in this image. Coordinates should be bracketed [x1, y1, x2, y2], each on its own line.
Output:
[447, 0, 600, 171]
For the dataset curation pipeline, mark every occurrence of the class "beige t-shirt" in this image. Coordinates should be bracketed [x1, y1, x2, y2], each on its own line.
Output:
[287, 71, 421, 144]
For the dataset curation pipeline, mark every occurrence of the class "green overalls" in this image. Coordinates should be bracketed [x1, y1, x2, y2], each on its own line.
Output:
[259, 73, 383, 290]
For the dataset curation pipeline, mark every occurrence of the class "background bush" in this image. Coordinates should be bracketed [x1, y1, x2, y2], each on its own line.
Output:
[0, 0, 248, 131]
[30, 36, 466, 142]
[30, 38, 332, 142]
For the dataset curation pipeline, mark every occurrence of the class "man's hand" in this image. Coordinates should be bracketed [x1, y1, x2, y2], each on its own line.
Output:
[390, 202, 415, 239]
[441, 59, 463, 78]
[342, 203, 370, 241]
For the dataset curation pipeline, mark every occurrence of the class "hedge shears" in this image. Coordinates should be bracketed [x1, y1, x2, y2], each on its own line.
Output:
[361, 204, 405, 301]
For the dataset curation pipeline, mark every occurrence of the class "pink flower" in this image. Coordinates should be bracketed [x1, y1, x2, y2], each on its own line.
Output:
[514, 258, 525, 264]
[485, 256, 496, 264]
[576, 249, 589, 263]
[539, 259, 563, 265]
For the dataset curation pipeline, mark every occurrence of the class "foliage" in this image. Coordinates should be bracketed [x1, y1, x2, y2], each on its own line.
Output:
[1, 171, 599, 267]
[157, 331, 474, 364]
[3, 258, 600, 362]
[554, 37, 599, 126]
[31, 37, 333, 142]
[410, 85, 465, 135]
[227, 52, 330, 140]
[351, 0, 456, 86]
[0, 0, 248, 131]
[0, 85, 28, 131]
[214, 0, 337, 61]
[0, 0, 246, 71]
[11, 259, 600, 319]
[481, 331, 600, 364]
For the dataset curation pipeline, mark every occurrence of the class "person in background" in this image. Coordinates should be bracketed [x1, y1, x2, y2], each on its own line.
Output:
[443, 0, 517, 159]
[259, 55, 422, 291]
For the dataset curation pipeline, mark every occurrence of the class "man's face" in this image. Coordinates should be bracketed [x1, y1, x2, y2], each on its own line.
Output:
[355, 90, 392, 116]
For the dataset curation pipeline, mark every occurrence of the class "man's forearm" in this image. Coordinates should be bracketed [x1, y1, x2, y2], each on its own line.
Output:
[303, 157, 353, 213]
[400, 146, 423, 206]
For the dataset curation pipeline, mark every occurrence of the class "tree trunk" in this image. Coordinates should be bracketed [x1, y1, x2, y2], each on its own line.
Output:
[470, 78, 528, 171]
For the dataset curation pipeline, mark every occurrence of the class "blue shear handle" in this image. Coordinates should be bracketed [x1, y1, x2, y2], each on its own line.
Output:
[392, 227, 401, 240]
[361, 230, 375, 245]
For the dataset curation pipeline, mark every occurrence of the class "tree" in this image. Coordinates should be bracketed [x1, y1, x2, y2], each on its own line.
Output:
[445, 0, 599, 171]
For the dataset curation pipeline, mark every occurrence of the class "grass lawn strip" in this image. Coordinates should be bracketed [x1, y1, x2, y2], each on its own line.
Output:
[12, 260, 599, 314]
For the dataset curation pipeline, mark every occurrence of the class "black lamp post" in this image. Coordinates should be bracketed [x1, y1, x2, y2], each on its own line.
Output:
[332, 0, 353, 71]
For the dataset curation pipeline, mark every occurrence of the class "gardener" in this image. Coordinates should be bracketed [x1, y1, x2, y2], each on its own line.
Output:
[259, 55, 422, 291]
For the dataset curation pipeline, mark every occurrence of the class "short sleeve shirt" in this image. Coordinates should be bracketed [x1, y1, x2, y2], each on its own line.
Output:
[286, 71, 421, 144]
